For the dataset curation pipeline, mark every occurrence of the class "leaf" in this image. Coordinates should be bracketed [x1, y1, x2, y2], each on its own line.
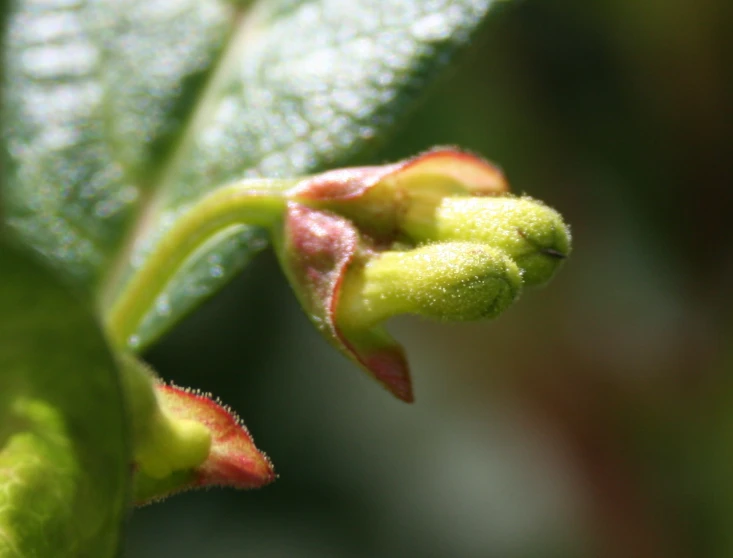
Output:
[0, 241, 129, 557]
[3, 0, 233, 287]
[4, 0, 501, 349]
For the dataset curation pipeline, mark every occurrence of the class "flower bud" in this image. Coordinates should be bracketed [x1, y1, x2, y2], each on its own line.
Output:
[121, 356, 275, 505]
[120, 355, 211, 480]
[273, 148, 571, 402]
[403, 196, 570, 286]
[337, 242, 522, 329]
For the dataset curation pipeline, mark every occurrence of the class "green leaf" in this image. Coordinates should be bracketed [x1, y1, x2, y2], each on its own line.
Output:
[0, 241, 129, 557]
[3, 0, 233, 287]
[4, 0, 501, 349]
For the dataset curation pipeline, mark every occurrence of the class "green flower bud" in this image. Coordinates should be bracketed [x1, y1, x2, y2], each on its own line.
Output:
[119, 355, 211, 479]
[270, 149, 571, 402]
[337, 242, 522, 330]
[120, 355, 274, 504]
[403, 196, 571, 287]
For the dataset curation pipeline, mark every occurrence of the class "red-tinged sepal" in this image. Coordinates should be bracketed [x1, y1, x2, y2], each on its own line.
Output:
[338, 325, 412, 402]
[287, 148, 509, 242]
[133, 383, 275, 505]
[386, 148, 509, 196]
[273, 202, 414, 402]
[291, 148, 508, 202]
[276, 203, 358, 335]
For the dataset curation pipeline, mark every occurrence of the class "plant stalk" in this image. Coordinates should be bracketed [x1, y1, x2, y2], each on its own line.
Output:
[104, 180, 295, 348]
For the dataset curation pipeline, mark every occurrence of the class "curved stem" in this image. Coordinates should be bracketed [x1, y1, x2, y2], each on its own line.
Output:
[104, 180, 296, 349]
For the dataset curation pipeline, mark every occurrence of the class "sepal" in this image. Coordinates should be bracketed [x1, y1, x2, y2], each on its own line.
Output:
[273, 203, 413, 401]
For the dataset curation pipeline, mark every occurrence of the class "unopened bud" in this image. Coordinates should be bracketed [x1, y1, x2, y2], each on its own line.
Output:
[337, 242, 522, 331]
[403, 196, 570, 287]
[121, 356, 274, 505]
[120, 356, 211, 480]
[272, 149, 571, 402]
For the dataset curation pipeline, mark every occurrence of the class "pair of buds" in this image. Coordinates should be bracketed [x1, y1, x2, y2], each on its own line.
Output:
[273, 149, 571, 402]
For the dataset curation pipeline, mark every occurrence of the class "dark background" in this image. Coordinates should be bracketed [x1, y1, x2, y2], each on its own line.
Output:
[127, 1, 733, 556]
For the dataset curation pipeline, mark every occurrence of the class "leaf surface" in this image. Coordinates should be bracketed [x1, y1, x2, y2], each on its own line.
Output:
[0, 241, 128, 557]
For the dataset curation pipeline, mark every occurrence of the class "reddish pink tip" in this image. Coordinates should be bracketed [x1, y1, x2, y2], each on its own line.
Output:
[361, 346, 414, 403]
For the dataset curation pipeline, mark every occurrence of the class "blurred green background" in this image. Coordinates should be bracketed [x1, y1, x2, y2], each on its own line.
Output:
[126, 0, 733, 556]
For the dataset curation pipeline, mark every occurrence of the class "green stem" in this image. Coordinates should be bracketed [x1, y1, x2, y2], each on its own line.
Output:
[105, 180, 296, 348]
